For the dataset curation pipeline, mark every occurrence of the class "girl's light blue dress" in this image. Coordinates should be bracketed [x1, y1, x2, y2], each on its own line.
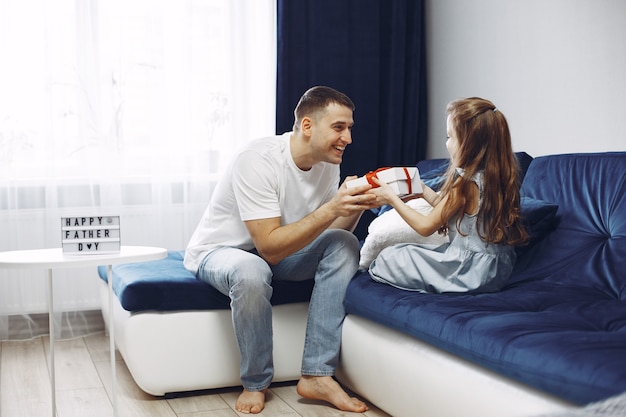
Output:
[369, 171, 516, 293]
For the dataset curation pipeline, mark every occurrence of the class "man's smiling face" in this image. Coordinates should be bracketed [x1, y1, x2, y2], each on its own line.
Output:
[309, 102, 354, 165]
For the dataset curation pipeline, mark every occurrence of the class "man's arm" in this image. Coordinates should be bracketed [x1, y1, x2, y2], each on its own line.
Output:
[328, 210, 363, 232]
[245, 182, 377, 265]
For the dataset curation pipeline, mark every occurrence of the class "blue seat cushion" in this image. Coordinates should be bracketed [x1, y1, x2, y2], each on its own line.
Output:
[98, 250, 314, 312]
[345, 273, 626, 404]
[345, 152, 626, 405]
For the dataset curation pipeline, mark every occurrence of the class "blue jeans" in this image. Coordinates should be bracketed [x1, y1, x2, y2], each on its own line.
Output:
[196, 229, 360, 391]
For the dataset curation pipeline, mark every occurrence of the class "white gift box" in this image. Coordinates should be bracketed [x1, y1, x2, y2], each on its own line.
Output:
[346, 167, 423, 196]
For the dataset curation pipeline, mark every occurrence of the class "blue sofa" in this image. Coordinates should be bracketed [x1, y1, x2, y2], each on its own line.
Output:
[337, 152, 626, 417]
[98, 152, 626, 416]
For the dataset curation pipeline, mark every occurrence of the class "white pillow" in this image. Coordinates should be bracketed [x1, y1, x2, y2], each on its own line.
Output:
[359, 198, 449, 269]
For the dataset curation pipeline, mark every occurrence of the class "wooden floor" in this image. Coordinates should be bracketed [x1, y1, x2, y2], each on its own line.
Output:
[0, 332, 391, 417]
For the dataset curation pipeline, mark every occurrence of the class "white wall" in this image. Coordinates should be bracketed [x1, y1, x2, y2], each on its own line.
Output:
[425, 0, 626, 159]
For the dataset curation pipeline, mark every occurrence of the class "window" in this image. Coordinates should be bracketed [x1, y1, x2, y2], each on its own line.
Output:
[0, 0, 276, 339]
[1, 0, 276, 183]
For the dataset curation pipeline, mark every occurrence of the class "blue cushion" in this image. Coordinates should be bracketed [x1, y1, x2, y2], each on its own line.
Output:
[515, 196, 559, 258]
[98, 251, 314, 312]
[345, 152, 626, 405]
[416, 158, 448, 190]
[512, 152, 626, 290]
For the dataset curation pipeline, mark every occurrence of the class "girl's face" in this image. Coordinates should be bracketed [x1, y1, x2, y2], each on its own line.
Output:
[446, 115, 460, 166]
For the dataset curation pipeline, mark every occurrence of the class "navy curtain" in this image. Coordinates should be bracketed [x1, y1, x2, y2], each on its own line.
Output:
[276, 0, 427, 237]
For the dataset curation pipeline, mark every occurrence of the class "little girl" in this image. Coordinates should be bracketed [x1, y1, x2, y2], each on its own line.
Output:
[367, 97, 529, 293]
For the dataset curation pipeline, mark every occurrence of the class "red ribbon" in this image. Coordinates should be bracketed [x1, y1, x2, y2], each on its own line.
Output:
[402, 167, 413, 194]
[365, 167, 389, 188]
[364, 167, 413, 194]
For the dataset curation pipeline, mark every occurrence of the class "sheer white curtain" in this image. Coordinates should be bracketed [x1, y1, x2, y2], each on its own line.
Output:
[0, 0, 276, 340]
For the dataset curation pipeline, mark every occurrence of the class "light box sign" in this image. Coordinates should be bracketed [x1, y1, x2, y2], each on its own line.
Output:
[61, 216, 121, 254]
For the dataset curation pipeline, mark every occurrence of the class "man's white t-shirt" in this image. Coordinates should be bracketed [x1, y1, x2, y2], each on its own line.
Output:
[184, 132, 340, 273]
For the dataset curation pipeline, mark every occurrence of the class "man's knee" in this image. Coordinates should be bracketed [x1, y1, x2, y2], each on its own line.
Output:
[201, 249, 273, 297]
[320, 229, 360, 257]
[230, 256, 273, 289]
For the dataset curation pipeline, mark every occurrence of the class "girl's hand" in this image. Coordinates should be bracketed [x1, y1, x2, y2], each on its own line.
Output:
[366, 177, 401, 206]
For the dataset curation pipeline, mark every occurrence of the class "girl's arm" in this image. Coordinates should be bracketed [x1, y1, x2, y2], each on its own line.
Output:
[420, 182, 442, 207]
[368, 178, 464, 237]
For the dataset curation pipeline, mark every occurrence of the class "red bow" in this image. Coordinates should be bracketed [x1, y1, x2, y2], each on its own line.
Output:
[364, 167, 389, 188]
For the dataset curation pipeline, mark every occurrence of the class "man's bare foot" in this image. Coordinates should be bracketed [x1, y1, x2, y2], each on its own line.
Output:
[296, 375, 369, 413]
[235, 389, 267, 414]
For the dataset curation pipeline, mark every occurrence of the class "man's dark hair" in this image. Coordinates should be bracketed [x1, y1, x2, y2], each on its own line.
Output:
[293, 86, 355, 131]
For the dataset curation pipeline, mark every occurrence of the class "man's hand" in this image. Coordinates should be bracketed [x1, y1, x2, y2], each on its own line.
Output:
[328, 176, 380, 217]
[245, 177, 380, 265]
[326, 176, 380, 231]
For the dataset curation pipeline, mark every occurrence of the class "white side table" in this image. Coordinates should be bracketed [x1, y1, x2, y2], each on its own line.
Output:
[0, 246, 167, 417]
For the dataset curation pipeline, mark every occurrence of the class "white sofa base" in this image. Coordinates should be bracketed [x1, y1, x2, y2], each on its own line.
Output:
[99, 281, 308, 396]
[336, 315, 579, 417]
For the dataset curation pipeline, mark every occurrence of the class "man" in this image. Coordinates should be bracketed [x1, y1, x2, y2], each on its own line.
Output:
[184, 86, 377, 414]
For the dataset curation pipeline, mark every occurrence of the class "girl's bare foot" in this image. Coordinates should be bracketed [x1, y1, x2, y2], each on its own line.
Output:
[235, 389, 267, 414]
[296, 375, 369, 412]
